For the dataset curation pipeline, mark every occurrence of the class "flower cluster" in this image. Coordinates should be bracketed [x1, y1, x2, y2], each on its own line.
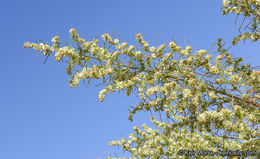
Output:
[107, 116, 249, 158]
[222, 0, 260, 45]
[99, 89, 107, 102]
[24, 41, 53, 56]
[24, 11, 260, 158]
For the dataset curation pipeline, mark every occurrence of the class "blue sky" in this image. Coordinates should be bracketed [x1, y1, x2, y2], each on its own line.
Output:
[0, 0, 259, 159]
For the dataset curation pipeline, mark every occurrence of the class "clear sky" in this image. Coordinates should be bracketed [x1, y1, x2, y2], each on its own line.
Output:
[0, 0, 259, 159]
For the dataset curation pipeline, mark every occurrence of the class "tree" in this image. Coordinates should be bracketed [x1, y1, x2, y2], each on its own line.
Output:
[24, 0, 259, 158]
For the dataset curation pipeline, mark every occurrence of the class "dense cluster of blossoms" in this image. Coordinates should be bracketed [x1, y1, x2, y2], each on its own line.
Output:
[24, 1, 260, 158]
[108, 116, 257, 159]
[24, 28, 260, 158]
[222, 0, 260, 45]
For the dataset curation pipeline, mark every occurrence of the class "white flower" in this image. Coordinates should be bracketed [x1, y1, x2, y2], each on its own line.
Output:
[223, 120, 231, 128]
[136, 33, 142, 39]
[115, 44, 121, 50]
[127, 45, 135, 52]
[223, 0, 229, 8]
[208, 91, 217, 99]
[149, 47, 157, 52]
[99, 89, 107, 102]
[198, 113, 206, 122]
[116, 82, 124, 90]
[146, 87, 155, 96]
[102, 33, 112, 42]
[205, 54, 212, 60]
[191, 96, 199, 106]
[39, 43, 44, 49]
[135, 51, 142, 57]
[181, 50, 188, 56]
[169, 42, 176, 48]
[217, 112, 224, 121]
[196, 49, 207, 56]
[226, 67, 234, 73]
[51, 36, 59, 43]
[121, 42, 128, 49]
[23, 41, 31, 48]
[209, 66, 219, 74]
[69, 28, 76, 35]
[114, 39, 119, 44]
[106, 67, 114, 74]
[248, 114, 255, 122]
[73, 78, 79, 87]
[183, 88, 192, 98]
[216, 54, 224, 60]
[176, 46, 182, 53]
[234, 105, 241, 112]
[151, 53, 157, 59]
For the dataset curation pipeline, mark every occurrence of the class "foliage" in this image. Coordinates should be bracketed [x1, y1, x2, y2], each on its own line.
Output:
[24, 0, 259, 158]
[222, 0, 260, 45]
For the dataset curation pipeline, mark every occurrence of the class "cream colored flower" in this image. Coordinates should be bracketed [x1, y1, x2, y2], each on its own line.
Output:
[169, 42, 176, 49]
[208, 91, 217, 99]
[223, 0, 229, 8]
[99, 89, 107, 102]
[149, 46, 157, 52]
[51, 36, 59, 43]
[198, 113, 206, 122]
[183, 88, 192, 98]
[69, 28, 76, 35]
[196, 49, 207, 56]
[136, 33, 142, 39]
[205, 54, 212, 60]
[114, 39, 119, 44]
[127, 45, 135, 51]
[151, 53, 157, 59]
[135, 51, 142, 57]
